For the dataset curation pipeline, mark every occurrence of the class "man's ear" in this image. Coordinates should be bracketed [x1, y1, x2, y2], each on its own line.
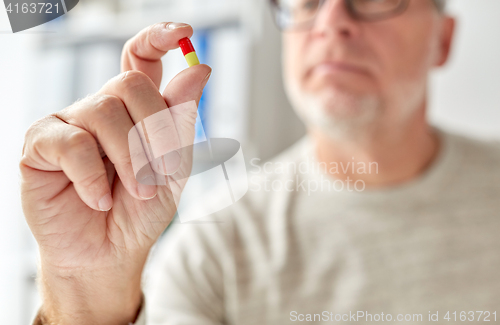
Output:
[435, 16, 456, 67]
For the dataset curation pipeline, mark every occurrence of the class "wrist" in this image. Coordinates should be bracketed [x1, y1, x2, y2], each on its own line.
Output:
[39, 261, 143, 325]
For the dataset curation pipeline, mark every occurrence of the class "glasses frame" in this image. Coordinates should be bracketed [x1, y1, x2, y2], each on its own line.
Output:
[269, 0, 441, 31]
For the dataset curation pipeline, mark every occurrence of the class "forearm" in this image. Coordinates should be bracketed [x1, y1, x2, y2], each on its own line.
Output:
[37, 261, 143, 325]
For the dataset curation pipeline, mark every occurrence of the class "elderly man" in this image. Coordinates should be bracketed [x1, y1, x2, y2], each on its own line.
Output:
[22, 0, 500, 324]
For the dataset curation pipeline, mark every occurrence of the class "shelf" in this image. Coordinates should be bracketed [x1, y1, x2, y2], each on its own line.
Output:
[36, 3, 243, 50]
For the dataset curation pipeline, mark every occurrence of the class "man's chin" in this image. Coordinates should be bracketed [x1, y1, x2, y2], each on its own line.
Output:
[318, 93, 371, 118]
[289, 89, 382, 140]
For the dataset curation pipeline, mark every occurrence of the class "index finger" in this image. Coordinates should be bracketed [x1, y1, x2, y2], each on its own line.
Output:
[121, 22, 193, 88]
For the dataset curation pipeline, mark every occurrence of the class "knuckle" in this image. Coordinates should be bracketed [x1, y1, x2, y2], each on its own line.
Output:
[64, 130, 96, 154]
[149, 123, 176, 140]
[23, 115, 58, 154]
[116, 153, 133, 168]
[129, 148, 144, 164]
[146, 23, 163, 40]
[123, 38, 133, 53]
[120, 70, 152, 92]
[25, 115, 50, 138]
[93, 95, 124, 122]
[78, 168, 105, 189]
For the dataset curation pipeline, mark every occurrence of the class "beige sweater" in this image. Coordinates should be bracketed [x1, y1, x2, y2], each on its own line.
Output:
[34, 128, 500, 324]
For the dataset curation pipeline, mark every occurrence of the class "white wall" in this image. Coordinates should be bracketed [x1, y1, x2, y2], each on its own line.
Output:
[0, 10, 37, 325]
[430, 0, 500, 139]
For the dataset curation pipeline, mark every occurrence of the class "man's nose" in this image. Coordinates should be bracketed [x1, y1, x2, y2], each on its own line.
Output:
[311, 0, 361, 39]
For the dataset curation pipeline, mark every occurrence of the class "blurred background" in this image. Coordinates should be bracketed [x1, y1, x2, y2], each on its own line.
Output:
[0, 0, 499, 323]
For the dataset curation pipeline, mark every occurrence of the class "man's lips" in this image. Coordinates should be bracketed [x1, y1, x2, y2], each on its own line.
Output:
[309, 61, 370, 77]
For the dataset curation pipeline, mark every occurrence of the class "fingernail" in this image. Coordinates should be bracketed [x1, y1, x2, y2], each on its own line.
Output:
[167, 22, 189, 30]
[98, 193, 113, 211]
[201, 71, 212, 89]
[138, 175, 157, 199]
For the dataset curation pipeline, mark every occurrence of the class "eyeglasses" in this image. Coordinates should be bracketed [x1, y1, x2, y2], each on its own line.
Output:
[269, 0, 444, 31]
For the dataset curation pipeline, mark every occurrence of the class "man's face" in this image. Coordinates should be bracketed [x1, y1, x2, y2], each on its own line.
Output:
[283, 0, 454, 139]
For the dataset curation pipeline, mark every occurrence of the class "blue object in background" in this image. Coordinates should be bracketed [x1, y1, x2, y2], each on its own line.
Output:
[191, 30, 211, 142]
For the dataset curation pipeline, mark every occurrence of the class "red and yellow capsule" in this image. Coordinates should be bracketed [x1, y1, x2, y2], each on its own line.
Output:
[179, 37, 200, 67]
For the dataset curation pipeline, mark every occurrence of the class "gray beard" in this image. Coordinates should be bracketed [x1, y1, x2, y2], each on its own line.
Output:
[285, 80, 382, 141]
[284, 78, 426, 141]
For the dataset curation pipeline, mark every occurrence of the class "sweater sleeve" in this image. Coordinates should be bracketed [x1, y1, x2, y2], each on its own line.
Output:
[144, 219, 229, 325]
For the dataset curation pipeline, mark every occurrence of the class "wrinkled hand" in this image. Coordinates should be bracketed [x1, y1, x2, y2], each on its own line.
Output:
[20, 22, 211, 324]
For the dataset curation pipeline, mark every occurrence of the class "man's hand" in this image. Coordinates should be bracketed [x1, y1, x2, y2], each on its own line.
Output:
[20, 22, 211, 325]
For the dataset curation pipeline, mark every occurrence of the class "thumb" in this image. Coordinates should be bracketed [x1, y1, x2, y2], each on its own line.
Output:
[146, 64, 211, 209]
[163, 64, 212, 109]
[162, 63, 211, 149]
